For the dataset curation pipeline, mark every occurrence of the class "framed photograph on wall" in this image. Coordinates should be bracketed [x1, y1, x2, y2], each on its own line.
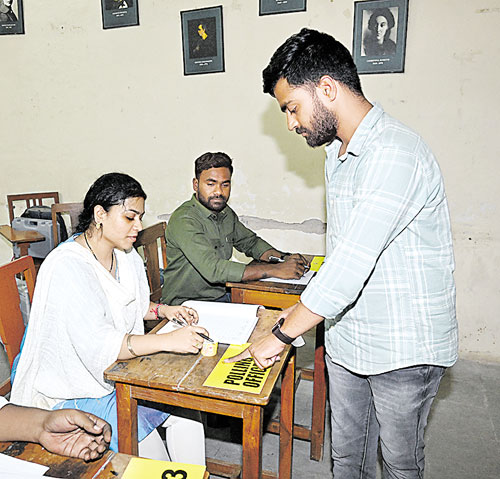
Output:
[259, 0, 306, 16]
[181, 6, 224, 76]
[352, 0, 409, 74]
[0, 0, 24, 35]
[101, 0, 139, 30]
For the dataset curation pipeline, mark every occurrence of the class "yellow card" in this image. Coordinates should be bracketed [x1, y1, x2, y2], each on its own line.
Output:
[203, 344, 271, 394]
[121, 457, 206, 479]
[309, 255, 325, 272]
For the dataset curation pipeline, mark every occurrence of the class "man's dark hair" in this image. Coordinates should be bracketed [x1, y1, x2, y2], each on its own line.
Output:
[194, 152, 234, 179]
[262, 28, 363, 97]
[75, 172, 147, 233]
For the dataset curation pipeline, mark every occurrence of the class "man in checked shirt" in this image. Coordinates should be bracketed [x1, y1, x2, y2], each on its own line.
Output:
[228, 28, 458, 479]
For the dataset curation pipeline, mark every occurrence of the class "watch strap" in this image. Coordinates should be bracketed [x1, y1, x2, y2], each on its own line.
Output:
[271, 317, 295, 345]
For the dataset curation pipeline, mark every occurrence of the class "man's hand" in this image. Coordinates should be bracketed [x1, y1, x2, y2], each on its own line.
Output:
[272, 254, 309, 280]
[39, 409, 111, 462]
[225, 333, 286, 370]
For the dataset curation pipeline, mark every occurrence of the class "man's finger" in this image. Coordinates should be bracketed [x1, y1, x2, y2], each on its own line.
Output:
[224, 347, 251, 363]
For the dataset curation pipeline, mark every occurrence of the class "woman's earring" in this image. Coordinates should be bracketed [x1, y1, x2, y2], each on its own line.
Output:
[96, 222, 101, 230]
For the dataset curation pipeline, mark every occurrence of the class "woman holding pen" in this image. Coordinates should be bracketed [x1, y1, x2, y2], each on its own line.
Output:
[11, 172, 208, 464]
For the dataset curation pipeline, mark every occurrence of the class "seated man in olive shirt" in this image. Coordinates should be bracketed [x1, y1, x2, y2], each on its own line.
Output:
[161, 151, 308, 305]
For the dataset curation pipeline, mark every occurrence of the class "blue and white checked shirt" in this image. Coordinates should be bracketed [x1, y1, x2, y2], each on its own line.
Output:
[301, 103, 458, 375]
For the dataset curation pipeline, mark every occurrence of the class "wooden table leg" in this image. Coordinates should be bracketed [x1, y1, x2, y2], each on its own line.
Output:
[279, 350, 295, 479]
[310, 321, 326, 461]
[17, 243, 30, 257]
[115, 382, 139, 456]
[241, 404, 263, 479]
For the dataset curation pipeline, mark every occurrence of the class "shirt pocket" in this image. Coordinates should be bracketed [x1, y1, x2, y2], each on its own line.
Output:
[209, 237, 232, 260]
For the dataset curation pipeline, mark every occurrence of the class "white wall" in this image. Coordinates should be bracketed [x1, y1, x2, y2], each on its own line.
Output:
[1, 0, 498, 360]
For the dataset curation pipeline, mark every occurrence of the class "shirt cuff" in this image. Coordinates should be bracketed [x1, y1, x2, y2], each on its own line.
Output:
[225, 260, 247, 282]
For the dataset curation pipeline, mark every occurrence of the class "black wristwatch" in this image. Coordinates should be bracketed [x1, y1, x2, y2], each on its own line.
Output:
[271, 317, 295, 345]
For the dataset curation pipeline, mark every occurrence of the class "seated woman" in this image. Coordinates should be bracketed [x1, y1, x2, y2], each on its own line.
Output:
[11, 172, 208, 464]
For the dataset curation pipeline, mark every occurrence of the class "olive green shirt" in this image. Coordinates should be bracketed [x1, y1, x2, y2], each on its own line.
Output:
[161, 195, 273, 305]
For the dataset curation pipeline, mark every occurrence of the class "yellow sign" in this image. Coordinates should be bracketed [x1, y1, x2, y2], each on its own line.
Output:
[121, 457, 206, 479]
[309, 255, 325, 272]
[203, 344, 271, 394]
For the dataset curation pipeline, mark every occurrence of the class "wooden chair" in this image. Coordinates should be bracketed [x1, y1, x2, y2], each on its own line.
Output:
[133, 222, 167, 303]
[0, 256, 36, 396]
[51, 202, 83, 246]
[7, 192, 60, 224]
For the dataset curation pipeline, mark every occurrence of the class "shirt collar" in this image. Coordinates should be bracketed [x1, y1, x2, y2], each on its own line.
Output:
[325, 102, 384, 162]
[189, 194, 228, 220]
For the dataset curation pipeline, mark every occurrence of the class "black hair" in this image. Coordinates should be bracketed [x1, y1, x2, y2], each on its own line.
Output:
[194, 152, 233, 179]
[262, 28, 363, 97]
[368, 8, 395, 32]
[75, 172, 147, 233]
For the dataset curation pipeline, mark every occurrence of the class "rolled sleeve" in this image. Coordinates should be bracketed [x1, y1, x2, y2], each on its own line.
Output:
[233, 218, 273, 260]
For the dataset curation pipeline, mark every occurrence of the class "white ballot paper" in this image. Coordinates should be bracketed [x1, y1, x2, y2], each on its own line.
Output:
[157, 300, 262, 345]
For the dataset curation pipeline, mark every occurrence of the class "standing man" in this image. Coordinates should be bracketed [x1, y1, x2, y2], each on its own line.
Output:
[161, 151, 307, 305]
[228, 28, 458, 478]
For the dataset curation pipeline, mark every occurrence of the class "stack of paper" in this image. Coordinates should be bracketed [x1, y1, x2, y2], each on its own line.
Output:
[157, 300, 262, 345]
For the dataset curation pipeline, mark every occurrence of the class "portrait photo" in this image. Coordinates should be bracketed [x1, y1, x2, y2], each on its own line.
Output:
[0, 0, 24, 35]
[181, 6, 224, 76]
[101, 0, 139, 29]
[259, 0, 307, 16]
[187, 17, 217, 59]
[353, 0, 409, 74]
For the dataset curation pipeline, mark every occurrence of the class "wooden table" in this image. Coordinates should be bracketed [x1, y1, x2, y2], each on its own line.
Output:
[0, 224, 45, 257]
[0, 442, 210, 478]
[227, 260, 327, 462]
[0, 442, 130, 478]
[104, 309, 295, 479]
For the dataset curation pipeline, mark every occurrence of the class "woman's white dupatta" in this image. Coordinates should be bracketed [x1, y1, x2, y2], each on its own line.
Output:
[11, 240, 149, 409]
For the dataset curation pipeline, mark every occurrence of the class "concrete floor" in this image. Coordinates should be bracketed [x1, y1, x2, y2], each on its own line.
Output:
[2, 329, 499, 478]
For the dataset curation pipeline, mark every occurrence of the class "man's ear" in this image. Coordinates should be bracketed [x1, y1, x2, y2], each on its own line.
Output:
[317, 75, 338, 102]
[192, 178, 198, 193]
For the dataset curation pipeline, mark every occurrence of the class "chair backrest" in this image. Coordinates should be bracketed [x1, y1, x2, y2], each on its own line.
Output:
[134, 222, 167, 303]
[0, 256, 36, 396]
[7, 192, 60, 224]
[51, 202, 83, 246]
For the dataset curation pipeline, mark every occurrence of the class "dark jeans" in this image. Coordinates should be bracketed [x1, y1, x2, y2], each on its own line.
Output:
[326, 354, 445, 479]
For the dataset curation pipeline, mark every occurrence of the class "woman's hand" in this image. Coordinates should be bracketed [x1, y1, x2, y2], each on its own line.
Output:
[160, 325, 210, 354]
[160, 305, 199, 325]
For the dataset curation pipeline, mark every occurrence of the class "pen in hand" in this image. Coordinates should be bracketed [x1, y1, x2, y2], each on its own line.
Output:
[169, 316, 214, 343]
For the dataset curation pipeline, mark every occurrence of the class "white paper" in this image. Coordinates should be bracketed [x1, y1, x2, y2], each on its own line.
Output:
[157, 300, 262, 345]
[0, 452, 49, 477]
[260, 269, 316, 286]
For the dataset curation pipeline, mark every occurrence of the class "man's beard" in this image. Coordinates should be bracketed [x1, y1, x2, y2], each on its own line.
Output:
[296, 95, 339, 148]
[198, 193, 228, 212]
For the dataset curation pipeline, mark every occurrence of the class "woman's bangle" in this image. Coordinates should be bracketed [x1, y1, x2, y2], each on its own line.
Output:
[154, 303, 161, 320]
[127, 334, 138, 357]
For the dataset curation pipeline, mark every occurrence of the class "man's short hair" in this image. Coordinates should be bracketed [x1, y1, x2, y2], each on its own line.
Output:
[262, 28, 363, 98]
[195, 152, 234, 179]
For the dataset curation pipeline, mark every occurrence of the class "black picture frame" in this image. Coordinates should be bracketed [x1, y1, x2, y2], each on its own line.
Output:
[259, 0, 306, 16]
[101, 0, 139, 30]
[0, 0, 24, 35]
[352, 0, 409, 74]
[181, 6, 224, 76]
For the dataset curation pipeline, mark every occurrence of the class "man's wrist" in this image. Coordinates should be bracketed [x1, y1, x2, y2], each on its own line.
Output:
[271, 317, 296, 345]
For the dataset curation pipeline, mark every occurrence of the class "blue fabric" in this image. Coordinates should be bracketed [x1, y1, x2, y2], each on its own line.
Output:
[53, 391, 169, 452]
